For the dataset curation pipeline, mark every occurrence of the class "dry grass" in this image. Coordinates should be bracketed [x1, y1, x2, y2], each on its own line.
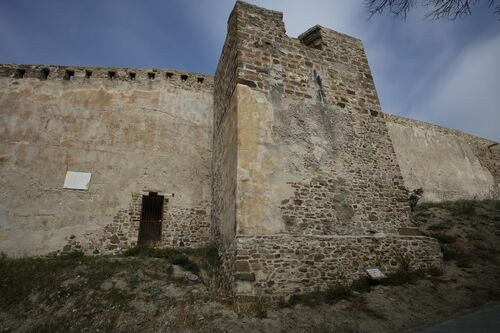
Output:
[0, 199, 499, 332]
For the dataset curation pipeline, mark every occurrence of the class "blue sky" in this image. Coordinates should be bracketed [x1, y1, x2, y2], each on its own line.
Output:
[0, 0, 498, 141]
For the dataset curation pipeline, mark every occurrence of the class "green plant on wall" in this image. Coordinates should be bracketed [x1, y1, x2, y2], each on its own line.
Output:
[409, 188, 424, 211]
[489, 185, 500, 202]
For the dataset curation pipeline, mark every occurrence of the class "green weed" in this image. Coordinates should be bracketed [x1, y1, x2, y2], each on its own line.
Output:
[123, 246, 200, 274]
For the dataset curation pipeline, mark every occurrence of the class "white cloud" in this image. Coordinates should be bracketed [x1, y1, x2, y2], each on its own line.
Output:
[187, 0, 363, 42]
[408, 32, 500, 141]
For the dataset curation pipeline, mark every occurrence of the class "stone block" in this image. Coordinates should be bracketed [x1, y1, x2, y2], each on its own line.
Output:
[236, 273, 256, 281]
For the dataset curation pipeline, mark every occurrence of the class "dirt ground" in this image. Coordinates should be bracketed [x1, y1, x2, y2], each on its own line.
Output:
[1, 199, 499, 333]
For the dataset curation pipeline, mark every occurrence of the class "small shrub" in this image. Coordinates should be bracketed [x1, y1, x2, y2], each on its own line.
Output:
[127, 274, 140, 289]
[456, 255, 474, 268]
[430, 232, 457, 244]
[283, 267, 433, 308]
[488, 185, 500, 202]
[427, 266, 444, 277]
[30, 317, 72, 333]
[324, 284, 351, 304]
[382, 269, 425, 286]
[285, 279, 374, 308]
[123, 246, 199, 274]
[428, 221, 453, 231]
[185, 243, 220, 266]
[125, 245, 161, 257]
[474, 245, 497, 262]
[452, 200, 476, 216]
[287, 289, 325, 307]
[106, 288, 133, 308]
[254, 296, 268, 319]
[441, 244, 458, 261]
[349, 295, 368, 310]
[409, 188, 424, 211]
[172, 254, 200, 274]
[166, 264, 174, 276]
[465, 229, 483, 241]
[441, 243, 474, 267]
[396, 252, 412, 272]
[350, 277, 374, 292]
[487, 289, 500, 300]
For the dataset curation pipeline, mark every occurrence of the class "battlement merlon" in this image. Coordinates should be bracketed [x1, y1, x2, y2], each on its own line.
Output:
[230, 1, 364, 50]
[230, 1, 285, 35]
[230, 1, 365, 46]
[0, 63, 214, 90]
[298, 25, 364, 50]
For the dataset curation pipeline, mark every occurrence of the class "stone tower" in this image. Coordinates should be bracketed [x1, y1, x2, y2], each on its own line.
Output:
[212, 1, 441, 299]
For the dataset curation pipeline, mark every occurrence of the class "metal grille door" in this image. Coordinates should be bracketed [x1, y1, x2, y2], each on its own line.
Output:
[138, 193, 164, 245]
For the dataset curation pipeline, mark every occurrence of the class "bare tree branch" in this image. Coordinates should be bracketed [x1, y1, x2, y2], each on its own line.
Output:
[365, 0, 499, 20]
[365, 0, 418, 19]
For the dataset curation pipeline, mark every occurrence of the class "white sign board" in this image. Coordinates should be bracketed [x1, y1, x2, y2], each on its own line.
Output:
[366, 267, 386, 280]
[63, 171, 91, 190]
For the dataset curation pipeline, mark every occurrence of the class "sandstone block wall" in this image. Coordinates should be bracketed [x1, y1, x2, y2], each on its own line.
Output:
[386, 114, 499, 202]
[233, 235, 441, 298]
[0, 64, 213, 256]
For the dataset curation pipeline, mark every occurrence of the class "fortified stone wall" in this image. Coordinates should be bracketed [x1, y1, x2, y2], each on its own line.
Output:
[214, 2, 442, 298]
[2, 0, 497, 300]
[0, 64, 213, 256]
[386, 114, 499, 202]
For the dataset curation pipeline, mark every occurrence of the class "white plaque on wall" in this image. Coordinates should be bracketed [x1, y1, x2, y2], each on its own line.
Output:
[63, 171, 91, 190]
[366, 267, 386, 280]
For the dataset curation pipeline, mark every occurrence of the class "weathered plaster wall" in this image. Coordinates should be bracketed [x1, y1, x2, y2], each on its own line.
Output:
[0, 65, 213, 256]
[236, 85, 290, 235]
[386, 115, 499, 202]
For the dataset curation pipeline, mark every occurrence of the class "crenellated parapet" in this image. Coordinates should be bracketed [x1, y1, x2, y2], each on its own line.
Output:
[0, 63, 213, 91]
[231, 1, 381, 117]
[0, 63, 214, 257]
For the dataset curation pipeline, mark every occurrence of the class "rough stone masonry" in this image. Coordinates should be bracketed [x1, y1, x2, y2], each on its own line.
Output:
[0, 2, 498, 298]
